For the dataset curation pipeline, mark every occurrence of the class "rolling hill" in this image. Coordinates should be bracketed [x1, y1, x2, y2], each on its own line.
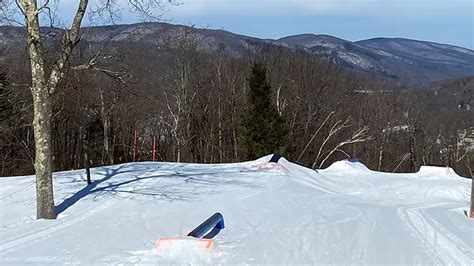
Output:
[1, 22, 473, 84]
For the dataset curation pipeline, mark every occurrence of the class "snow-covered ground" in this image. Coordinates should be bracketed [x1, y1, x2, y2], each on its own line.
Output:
[0, 156, 472, 264]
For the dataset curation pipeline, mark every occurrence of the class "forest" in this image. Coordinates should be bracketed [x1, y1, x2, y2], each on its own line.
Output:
[1, 26, 473, 178]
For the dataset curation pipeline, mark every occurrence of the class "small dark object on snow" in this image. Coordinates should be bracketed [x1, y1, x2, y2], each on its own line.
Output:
[269, 154, 282, 163]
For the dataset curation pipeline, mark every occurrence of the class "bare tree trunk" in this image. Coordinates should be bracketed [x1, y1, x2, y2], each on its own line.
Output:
[22, 0, 56, 219]
[231, 85, 239, 161]
[378, 137, 384, 171]
[99, 89, 114, 165]
[470, 177, 474, 218]
[103, 114, 113, 164]
[210, 122, 214, 163]
[218, 96, 223, 162]
[81, 126, 91, 184]
[216, 59, 224, 163]
[176, 137, 181, 162]
[409, 132, 418, 172]
[111, 133, 116, 164]
[32, 87, 56, 219]
[232, 125, 238, 162]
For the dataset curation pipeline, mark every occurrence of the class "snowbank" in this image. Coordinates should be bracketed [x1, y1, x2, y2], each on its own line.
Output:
[417, 165, 462, 179]
[322, 159, 371, 172]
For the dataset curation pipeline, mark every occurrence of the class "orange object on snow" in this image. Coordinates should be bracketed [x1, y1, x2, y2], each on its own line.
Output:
[153, 213, 224, 252]
[256, 162, 285, 170]
[153, 237, 214, 251]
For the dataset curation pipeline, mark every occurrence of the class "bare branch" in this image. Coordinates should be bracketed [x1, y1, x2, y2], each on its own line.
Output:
[319, 126, 373, 168]
[14, 0, 26, 17]
[35, 0, 49, 15]
[0, 0, 26, 26]
[47, 0, 89, 95]
[393, 153, 411, 173]
[128, 0, 179, 21]
[312, 117, 352, 168]
[297, 110, 335, 162]
[88, 0, 121, 25]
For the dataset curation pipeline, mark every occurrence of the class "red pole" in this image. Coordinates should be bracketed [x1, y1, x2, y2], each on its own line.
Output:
[152, 136, 157, 162]
[133, 129, 138, 162]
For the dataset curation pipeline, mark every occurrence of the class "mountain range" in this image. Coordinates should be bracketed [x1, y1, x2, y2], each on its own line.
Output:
[277, 34, 474, 84]
[1, 22, 473, 84]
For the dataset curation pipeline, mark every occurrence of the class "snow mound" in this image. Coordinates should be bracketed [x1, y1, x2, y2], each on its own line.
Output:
[323, 159, 370, 172]
[0, 156, 472, 264]
[417, 166, 462, 179]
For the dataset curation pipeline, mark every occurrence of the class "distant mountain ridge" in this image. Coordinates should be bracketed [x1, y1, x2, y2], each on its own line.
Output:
[1, 22, 473, 84]
[276, 34, 474, 84]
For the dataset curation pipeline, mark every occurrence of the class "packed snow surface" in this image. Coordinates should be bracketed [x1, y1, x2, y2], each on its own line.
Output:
[0, 156, 472, 264]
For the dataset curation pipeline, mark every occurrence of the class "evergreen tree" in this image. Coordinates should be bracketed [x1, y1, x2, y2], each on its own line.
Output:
[241, 63, 287, 160]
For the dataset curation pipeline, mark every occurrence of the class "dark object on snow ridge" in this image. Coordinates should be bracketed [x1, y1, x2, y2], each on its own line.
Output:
[187, 212, 225, 239]
[348, 158, 360, 163]
[269, 154, 282, 163]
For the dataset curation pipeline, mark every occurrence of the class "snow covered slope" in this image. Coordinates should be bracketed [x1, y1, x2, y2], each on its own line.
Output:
[0, 156, 472, 264]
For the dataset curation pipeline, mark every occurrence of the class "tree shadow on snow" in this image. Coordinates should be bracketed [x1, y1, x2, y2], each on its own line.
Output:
[55, 166, 131, 215]
[55, 164, 260, 215]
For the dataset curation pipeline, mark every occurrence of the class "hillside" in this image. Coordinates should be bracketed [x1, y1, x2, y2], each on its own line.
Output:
[277, 34, 474, 84]
[0, 156, 472, 264]
[1, 22, 473, 84]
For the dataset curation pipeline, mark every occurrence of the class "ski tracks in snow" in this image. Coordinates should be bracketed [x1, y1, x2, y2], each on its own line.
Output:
[397, 203, 473, 264]
[0, 171, 157, 256]
[0, 199, 117, 256]
[282, 161, 473, 264]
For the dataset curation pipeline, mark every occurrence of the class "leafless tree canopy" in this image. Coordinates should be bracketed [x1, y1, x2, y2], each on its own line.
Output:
[0, 0, 179, 25]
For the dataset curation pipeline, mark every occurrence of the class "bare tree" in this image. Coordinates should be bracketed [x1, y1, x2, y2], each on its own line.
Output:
[319, 125, 373, 168]
[470, 176, 474, 218]
[312, 117, 373, 169]
[159, 28, 199, 162]
[0, 0, 177, 219]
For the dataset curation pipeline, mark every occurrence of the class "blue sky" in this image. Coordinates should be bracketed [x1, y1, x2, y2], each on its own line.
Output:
[59, 0, 473, 49]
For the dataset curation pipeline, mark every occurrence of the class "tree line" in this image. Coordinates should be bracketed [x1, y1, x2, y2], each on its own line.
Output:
[1, 28, 473, 178]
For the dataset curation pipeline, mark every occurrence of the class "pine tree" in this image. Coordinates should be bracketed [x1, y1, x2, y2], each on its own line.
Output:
[241, 63, 287, 160]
